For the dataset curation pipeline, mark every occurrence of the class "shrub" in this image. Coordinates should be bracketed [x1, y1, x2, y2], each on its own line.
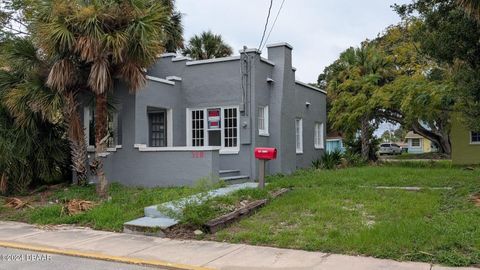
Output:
[312, 150, 342, 170]
[342, 152, 366, 167]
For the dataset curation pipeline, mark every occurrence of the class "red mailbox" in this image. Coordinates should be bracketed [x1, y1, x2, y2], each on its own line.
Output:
[254, 147, 277, 160]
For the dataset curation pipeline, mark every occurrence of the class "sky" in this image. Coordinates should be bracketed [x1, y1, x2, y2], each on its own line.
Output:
[176, 0, 411, 84]
[176, 0, 410, 137]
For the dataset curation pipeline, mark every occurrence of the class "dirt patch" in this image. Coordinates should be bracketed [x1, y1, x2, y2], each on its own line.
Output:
[471, 194, 480, 207]
[163, 224, 200, 239]
[62, 200, 96, 215]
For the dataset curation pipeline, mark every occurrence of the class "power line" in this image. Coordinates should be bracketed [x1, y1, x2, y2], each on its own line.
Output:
[258, 0, 274, 50]
[261, 0, 286, 51]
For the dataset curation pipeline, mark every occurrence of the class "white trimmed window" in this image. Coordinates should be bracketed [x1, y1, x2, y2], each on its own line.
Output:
[295, 118, 303, 154]
[258, 106, 269, 136]
[411, 138, 421, 147]
[471, 131, 480, 144]
[187, 106, 239, 153]
[223, 107, 238, 149]
[190, 109, 205, 146]
[314, 122, 324, 149]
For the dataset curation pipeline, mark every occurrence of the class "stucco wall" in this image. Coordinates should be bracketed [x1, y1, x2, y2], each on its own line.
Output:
[451, 115, 480, 164]
[135, 79, 186, 146]
[294, 83, 327, 168]
[102, 148, 220, 187]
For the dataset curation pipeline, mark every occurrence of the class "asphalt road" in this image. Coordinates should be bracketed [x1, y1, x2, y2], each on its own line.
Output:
[0, 247, 165, 270]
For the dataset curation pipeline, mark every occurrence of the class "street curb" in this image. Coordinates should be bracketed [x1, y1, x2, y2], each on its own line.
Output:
[0, 240, 214, 270]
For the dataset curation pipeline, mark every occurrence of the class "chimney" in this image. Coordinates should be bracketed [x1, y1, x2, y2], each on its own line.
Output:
[265, 42, 296, 175]
[266, 42, 293, 71]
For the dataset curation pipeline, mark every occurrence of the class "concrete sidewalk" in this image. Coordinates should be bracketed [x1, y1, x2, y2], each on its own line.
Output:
[0, 221, 475, 270]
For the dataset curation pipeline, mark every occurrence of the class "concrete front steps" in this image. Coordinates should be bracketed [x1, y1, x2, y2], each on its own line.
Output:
[123, 182, 258, 236]
[219, 169, 250, 184]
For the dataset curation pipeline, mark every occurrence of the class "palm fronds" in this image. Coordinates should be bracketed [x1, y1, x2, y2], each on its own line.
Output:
[456, 0, 480, 21]
[183, 31, 233, 60]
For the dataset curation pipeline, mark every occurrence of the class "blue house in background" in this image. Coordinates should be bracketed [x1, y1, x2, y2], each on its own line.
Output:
[326, 133, 345, 153]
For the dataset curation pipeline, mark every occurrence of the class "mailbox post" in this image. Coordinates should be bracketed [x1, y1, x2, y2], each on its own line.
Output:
[254, 147, 277, 189]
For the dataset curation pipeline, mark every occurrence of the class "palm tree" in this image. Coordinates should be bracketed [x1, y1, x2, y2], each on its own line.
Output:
[183, 31, 233, 60]
[31, 0, 172, 198]
[456, 0, 480, 21]
[161, 0, 185, 52]
[0, 37, 69, 194]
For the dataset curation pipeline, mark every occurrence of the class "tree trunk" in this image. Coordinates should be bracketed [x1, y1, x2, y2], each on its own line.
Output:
[361, 116, 370, 161]
[412, 122, 451, 155]
[0, 173, 7, 195]
[64, 93, 88, 186]
[94, 91, 108, 198]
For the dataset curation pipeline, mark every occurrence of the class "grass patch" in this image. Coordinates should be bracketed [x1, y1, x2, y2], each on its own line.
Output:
[173, 188, 272, 227]
[0, 183, 201, 231]
[214, 166, 480, 266]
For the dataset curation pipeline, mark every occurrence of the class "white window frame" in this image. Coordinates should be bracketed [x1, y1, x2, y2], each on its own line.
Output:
[186, 106, 240, 154]
[411, 138, 421, 148]
[470, 131, 480, 144]
[295, 118, 303, 154]
[258, 105, 269, 136]
[187, 108, 206, 147]
[314, 122, 324, 149]
[147, 109, 173, 147]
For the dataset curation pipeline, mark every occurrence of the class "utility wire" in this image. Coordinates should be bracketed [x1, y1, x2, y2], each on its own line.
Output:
[258, 0, 274, 50]
[261, 0, 286, 52]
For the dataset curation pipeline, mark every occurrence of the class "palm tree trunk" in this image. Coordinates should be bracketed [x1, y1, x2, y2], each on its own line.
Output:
[0, 173, 8, 195]
[64, 93, 88, 185]
[94, 91, 108, 198]
[361, 116, 370, 161]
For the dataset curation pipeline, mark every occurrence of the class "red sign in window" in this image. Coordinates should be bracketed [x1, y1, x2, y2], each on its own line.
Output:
[208, 108, 221, 130]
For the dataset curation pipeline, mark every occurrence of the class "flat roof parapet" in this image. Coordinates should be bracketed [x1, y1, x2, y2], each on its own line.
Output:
[266, 42, 294, 50]
[186, 56, 241, 66]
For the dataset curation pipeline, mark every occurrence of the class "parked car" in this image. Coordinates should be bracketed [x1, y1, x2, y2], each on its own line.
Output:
[379, 143, 403, 155]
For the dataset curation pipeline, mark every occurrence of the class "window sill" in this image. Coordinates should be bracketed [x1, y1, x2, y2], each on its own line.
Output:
[296, 151, 303, 155]
[259, 131, 270, 137]
[220, 149, 240, 155]
[138, 146, 221, 152]
[87, 145, 122, 153]
[469, 142, 480, 145]
[314, 146, 324, 150]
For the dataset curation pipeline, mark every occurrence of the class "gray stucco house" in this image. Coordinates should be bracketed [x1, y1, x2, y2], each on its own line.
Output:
[82, 42, 327, 187]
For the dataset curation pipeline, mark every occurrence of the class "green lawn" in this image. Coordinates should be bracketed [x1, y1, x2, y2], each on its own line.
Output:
[0, 183, 202, 231]
[214, 164, 480, 267]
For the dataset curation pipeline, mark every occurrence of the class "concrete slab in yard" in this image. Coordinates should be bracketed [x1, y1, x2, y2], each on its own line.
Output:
[144, 182, 258, 218]
[127, 182, 259, 234]
[130, 239, 245, 266]
[124, 216, 178, 230]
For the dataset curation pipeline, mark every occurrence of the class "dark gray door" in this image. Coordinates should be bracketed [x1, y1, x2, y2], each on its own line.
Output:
[149, 111, 167, 147]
